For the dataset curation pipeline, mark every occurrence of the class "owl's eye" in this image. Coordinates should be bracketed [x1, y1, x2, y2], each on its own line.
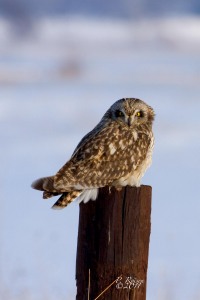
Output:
[115, 110, 124, 118]
[136, 111, 144, 118]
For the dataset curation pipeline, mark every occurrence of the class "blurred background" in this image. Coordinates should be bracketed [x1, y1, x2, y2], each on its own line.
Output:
[1, 0, 200, 299]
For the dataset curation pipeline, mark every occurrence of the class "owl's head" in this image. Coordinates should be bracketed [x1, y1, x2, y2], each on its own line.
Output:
[106, 98, 155, 127]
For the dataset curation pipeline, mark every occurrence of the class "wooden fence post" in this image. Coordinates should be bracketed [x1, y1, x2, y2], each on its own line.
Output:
[76, 185, 152, 300]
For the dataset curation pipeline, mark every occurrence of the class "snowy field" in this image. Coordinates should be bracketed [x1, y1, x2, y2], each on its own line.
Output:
[1, 16, 200, 300]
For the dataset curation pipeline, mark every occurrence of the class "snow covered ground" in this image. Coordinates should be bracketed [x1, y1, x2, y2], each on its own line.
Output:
[0, 15, 200, 300]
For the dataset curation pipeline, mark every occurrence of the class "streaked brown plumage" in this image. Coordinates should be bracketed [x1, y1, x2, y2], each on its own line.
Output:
[32, 98, 155, 209]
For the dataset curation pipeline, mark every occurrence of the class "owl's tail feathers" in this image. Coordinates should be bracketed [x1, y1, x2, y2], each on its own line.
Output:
[52, 191, 82, 210]
[31, 176, 55, 191]
[31, 176, 60, 199]
[32, 176, 99, 209]
[52, 189, 99, 209]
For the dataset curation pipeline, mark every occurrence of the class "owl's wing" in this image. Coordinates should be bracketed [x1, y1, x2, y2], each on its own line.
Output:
[54, 123, 151, 190]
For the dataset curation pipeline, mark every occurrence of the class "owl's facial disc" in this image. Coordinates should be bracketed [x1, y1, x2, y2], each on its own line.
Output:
[110, 99, 151, 127]
[113, 108, 144, 127]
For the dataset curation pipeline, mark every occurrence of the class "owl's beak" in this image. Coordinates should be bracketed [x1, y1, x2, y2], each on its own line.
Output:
[127, 116, 134, 127]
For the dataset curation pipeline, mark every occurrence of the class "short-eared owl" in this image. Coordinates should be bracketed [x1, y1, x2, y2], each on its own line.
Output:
[32, 98, 155, 209]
